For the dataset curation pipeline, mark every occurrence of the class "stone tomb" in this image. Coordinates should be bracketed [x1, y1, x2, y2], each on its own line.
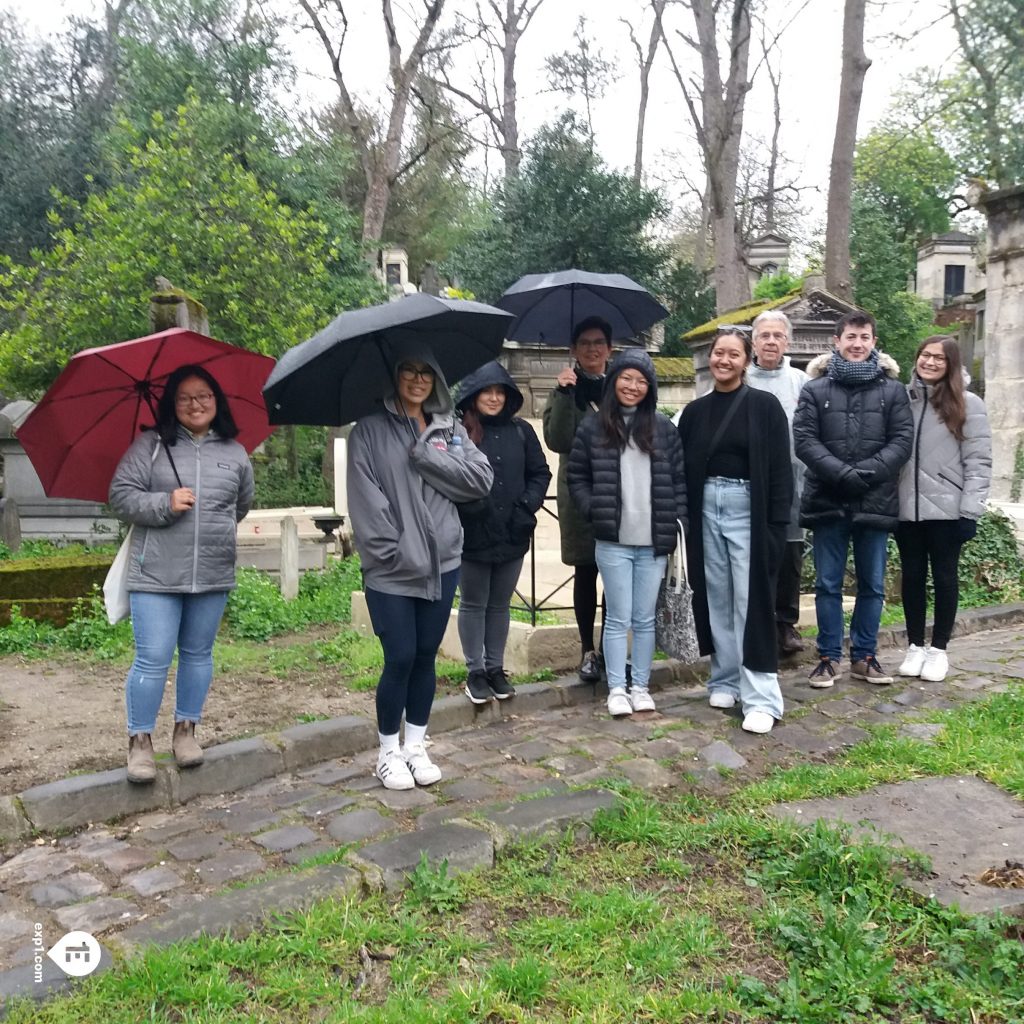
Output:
[768, 775, 1024, 917]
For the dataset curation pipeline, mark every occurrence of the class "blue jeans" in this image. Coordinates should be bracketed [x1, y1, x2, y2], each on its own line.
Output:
[125, 590, 230, 735]
[813, 519, 889, 662]
[458, 557, 524, 672]
[703, 478, 784, 719]
[365, 569, 459, 735]
[595, 540, 666, 691]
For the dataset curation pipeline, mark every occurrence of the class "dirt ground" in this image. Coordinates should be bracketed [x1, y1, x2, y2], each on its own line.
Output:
[0, 636, 389, 795]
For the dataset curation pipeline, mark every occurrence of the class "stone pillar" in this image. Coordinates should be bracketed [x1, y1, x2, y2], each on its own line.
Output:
[975, 185, 1024, 500]
[279, 516, 299, 601]
[149, 277, 210, 334]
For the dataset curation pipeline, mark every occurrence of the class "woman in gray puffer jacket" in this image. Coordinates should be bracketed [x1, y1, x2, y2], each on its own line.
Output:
[895, 336, 991, 683]
[109, 364, 254, 784]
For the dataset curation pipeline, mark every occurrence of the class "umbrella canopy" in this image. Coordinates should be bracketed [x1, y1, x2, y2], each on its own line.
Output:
[17, 328, 275, 503]
[497, 269, 668, 344]
[263, 292, 514, 426]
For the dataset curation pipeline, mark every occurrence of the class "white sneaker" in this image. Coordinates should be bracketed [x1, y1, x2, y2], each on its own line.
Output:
[709, 691, 737, 709]
[742, 711, 775, 734]
[607, 689, 633, 717]
[898, 644, 927, 677]
[374, 749, 415, 790]
[630, 689, 656, 712]
[403, 743, 442, 786]
[920, 647, 949, 682]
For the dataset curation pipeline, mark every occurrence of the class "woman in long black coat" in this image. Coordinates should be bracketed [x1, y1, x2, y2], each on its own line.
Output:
[455, 361, 551, 704]
[677, 327, 792, 734]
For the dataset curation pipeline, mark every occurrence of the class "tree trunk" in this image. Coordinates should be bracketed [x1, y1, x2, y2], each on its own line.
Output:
[630, 0, 667, 186]
[665, 0, 753, 312]
[824, 0, 871, 300]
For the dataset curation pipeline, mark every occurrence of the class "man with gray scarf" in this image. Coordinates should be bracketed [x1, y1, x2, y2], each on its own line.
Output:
[746, 310, 808, 657]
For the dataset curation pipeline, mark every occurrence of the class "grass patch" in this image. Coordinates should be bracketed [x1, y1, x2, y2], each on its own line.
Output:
[8, 689, 1024, 1022]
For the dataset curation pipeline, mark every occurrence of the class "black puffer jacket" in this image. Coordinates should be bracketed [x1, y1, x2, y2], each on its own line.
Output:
[793, 352, 914, 529]
[566, 351, 687, 555]
[454, 361, 552, 564]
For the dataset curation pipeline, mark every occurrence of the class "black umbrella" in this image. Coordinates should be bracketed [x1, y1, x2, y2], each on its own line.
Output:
[262, 293, 514, 426]
[497, 269, 668, 344]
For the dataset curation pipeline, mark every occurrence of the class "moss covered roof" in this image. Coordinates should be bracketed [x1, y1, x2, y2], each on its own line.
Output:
[651, 356, 695, 381]
[680, 288, 802, 343]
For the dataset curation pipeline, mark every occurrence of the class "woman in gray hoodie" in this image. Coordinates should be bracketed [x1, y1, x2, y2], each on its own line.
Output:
[346, 347, 493, 790]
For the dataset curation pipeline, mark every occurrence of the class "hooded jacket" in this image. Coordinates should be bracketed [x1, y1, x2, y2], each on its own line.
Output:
[453, 361, 551, 564]
[567, 349, 687, 557]
[746, 354, 808, 542]
[543, 364, 606, 566]
[898, 376, 991, 522]
[109, 426, 253, 593]
[346, 348, 494, 600]
[793, 351, 913, 530]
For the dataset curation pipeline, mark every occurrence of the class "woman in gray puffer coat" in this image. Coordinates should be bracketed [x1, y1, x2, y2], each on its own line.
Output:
[109, 364, 254, 784]
[895, 336, 991, 683]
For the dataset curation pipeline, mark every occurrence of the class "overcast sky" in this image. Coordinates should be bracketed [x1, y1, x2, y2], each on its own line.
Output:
[12, 0, 960, 252]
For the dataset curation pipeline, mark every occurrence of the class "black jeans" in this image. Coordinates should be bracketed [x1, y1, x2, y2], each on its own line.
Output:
[895, 520, 963, 650]
[365, 569, 459, 734]
[574, 562, 606, 654]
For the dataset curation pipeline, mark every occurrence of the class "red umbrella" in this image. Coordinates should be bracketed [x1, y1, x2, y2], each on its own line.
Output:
[17, 328, 275, 503]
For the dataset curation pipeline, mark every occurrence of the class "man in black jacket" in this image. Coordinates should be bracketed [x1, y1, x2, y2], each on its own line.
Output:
[793, 311, 913, 687]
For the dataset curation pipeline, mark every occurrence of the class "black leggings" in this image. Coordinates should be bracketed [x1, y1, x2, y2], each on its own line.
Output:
[895, 521, 963, 650]
[365, 569, 459, 734]
[573, 562, 605, 654]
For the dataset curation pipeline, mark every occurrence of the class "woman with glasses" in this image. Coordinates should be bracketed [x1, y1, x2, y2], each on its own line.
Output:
[347, 348, 493, 789]
[677, 328, 792, 734]
[544, 316, 614, 683]
[567, 349, 686, 716]
[109, 364, 254, 782]
[895, 336, 991, 682]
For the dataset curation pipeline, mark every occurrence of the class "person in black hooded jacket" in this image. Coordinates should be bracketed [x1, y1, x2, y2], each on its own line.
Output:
[455, 361, 551, 703]
[568, 348, 686, 718]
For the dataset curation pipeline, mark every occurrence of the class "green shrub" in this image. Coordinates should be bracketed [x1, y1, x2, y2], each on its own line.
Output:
[0, 606, 59, 654]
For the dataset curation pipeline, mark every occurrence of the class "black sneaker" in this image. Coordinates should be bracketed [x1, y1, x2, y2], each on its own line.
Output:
[808, 656, 838, 688]
[486, 667, 516, 700]
[464, 670, 494, 704]
[579, 650, 600, 682]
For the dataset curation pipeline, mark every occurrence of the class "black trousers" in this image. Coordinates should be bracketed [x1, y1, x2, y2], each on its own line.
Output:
[894, 520, 963, 650]
[776, 540, 803, 625]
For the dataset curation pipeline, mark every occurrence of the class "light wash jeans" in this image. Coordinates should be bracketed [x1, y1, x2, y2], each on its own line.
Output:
[703, 478, 784, 719]
[458, 557, 524, 672]
[595, 540, 667, 692]
[125, 590, 229, 735]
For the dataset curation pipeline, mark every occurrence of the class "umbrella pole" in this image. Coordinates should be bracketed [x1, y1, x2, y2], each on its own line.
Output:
[142, 392, 184, 489]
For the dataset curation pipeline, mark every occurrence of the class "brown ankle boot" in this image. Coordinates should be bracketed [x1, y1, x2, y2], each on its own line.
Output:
[127, 733, 156, 783]
[172, 719, 204, 768]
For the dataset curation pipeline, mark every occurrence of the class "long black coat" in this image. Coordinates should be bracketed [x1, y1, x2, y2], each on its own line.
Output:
[455, 362, 552, 564]
[567, 413, 687, 557]
[793, 353, 913, 530]
[677, 386, 793, 672]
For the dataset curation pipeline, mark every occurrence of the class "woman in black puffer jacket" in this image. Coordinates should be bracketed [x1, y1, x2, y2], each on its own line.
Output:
[568, 349, 686, 717]
[455, 362, 551, 704]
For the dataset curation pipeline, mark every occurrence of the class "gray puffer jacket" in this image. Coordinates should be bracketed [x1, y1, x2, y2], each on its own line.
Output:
[109, 427, 254, 593]
[347, 349, 494, 600]
[898, 379, 991, 522]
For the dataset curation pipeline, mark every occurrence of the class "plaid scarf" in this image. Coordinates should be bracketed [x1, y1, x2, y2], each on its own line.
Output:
[827, 348, 883, 386]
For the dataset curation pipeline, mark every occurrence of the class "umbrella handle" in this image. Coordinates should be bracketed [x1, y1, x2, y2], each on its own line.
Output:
[161, 440, 184, 490]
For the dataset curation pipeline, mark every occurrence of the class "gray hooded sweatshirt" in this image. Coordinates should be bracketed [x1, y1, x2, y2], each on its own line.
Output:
[346, 349, 494, 600]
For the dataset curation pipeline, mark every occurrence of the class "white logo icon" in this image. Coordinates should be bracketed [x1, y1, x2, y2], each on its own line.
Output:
[46, 931, 102, 977]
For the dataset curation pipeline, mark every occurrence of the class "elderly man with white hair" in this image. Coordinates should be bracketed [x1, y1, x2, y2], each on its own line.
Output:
[746, 310, 809, 657]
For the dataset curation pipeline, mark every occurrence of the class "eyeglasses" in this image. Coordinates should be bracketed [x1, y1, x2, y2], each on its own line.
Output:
[918, 354, 947, 364]
[398, 365, 435, 382]
[175, 391, 215, 407]
[617, 375, 649, 390]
